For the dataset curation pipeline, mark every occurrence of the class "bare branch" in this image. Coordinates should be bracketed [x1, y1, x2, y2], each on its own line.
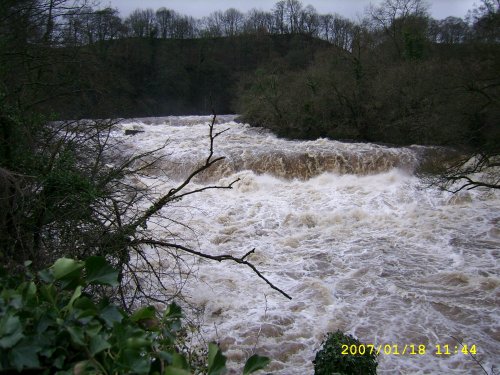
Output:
[129, 115, 236, 231]
[134, 239, 292, 300]
[450, 336, 489, 375]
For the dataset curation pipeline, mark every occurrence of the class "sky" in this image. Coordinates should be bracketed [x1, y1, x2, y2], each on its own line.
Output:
[104, 0, 477, 20]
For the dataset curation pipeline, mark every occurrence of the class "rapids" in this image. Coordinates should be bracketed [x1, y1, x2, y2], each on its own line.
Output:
[113, 116, 499, 374]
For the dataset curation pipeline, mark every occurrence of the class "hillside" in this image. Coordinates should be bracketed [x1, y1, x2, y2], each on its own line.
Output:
[39, 34, 335, 119]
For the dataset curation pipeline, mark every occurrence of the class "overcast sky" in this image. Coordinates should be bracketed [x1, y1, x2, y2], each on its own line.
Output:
[104, 0, 477, 20]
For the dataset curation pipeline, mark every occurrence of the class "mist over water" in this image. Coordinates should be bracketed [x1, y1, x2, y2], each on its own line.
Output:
[114, 116, 499, 374]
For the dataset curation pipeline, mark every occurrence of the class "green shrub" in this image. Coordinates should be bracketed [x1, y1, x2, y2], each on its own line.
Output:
[0, 257, 270, 374]
[313, 330, 378, 375]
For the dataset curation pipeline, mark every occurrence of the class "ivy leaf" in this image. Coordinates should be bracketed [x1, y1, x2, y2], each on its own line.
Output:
[0, 315, 24, 349]
[243, 354, 271, 374]
[67, 325, 85, 346]
[100, 305, 124, 327]
[85, 257, 119, 286]
[39, 284, 57, 304]
[50, 258, 84, 289]
[9, 340, 41, 371]
[207, 342, 227, 375]
[51, 258, 84, 281]
[122, 348, 151, 374]
[164, 302, 183, 320]
[38, 268, 54, 283]
[130, 306, 155, 323]
[65, 285, 82, 311]
[90, 334, 111, 356]
[171, 352, 189, 369]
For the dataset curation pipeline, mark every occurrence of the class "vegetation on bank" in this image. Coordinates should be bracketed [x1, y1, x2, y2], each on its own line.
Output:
[236, 1, 499, 150]
[0, 257, 270, 374]
[314, 331, 378, 375]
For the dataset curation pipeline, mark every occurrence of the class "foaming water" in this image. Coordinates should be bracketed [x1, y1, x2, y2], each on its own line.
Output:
[114, 116, 499, 374]
[115, 116, 418, 180]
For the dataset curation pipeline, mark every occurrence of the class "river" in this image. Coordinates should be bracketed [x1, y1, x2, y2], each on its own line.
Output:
[112, 115, 499, 374]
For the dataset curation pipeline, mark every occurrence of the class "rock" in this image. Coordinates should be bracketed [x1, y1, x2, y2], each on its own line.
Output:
[124, 129, 145, 136]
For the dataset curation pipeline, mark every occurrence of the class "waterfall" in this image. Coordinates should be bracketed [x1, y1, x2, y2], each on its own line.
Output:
[110, 116, 500, 375]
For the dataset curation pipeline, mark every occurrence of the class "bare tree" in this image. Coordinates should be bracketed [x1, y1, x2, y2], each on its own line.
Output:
[201, 11, 224, 37]
[222, 8, 244, 36]
[172, 15, 197, 39]
[125, 8, 157, 38]
[285, 0, 303, 33]
[467, 0, 500, 42]
[156, 7, 175, 38]
[244, 9, 273, 34]
[436, 16, 469, 43]
[92, 7, 122, 42]
[273, 0, 288, 34]
[318, 14, 334, 41]
[299, 5, 319, 36]
[368, 0, 429, 56]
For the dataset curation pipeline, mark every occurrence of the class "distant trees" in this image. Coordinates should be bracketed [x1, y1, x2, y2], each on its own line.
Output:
[367, 0, 430, 58]
[468, 0, 500, 41]
[244, 9, 274, 34]
[125, 8, 157, 38]
[156, 7, 175, 38]
[237, 0, 500, 153]
[434, 17, 469, 43]
[221, 8, 245, 36]
[10, 0, 491, 53]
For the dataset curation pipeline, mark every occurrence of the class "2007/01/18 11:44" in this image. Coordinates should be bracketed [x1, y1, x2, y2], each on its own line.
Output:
[341, 344, 477, 356]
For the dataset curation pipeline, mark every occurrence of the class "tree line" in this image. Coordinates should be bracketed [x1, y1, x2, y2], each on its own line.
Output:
[27, 0, 495, 51]
[237, 0, 499, 148]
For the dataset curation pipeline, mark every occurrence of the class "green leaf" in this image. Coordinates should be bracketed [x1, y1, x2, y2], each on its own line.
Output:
[243, 354, 271, 374]
[171, 352, 189, 369]
[65, 285, 82, 311]
[51, 258, 84, 281]
[38, 269, 54, 283]
[9, 341, 41, 371]
[83, 320, 102, 338]
[164, 302, 183, 320]
[85, 256, 119, 286]
[130, 306, 156, 323]
[0, 315, 23, 348]
[100, 305, 123, 327]
[0, 330, 24, 349]
[73, 297, 98, 320]
[39, 284, 57, 304]
[23, 281, 37, 301]
[207, 342, 227, 375]
[90, 334, 111, 356]
[122, 348, 151, 374]
[67, 325, 85, 346]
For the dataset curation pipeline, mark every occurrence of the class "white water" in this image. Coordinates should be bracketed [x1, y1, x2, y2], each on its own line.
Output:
[113, 116, 499, 374]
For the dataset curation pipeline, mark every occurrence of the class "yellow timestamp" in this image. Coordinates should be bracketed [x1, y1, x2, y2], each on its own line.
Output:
[341, 344, 478, 356]
[435, 344, 477, 356]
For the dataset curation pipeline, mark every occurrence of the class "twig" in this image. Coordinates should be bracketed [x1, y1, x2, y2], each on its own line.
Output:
[133, 239, 292, 300]
[450, 336, 489, 375]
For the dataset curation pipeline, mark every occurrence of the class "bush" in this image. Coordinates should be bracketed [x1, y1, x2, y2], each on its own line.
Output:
[0, 257, 270, 374]
[313, 330, 378, 375]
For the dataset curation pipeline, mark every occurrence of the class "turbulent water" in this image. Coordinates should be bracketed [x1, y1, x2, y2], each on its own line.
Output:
[113, 116, 499, 374]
